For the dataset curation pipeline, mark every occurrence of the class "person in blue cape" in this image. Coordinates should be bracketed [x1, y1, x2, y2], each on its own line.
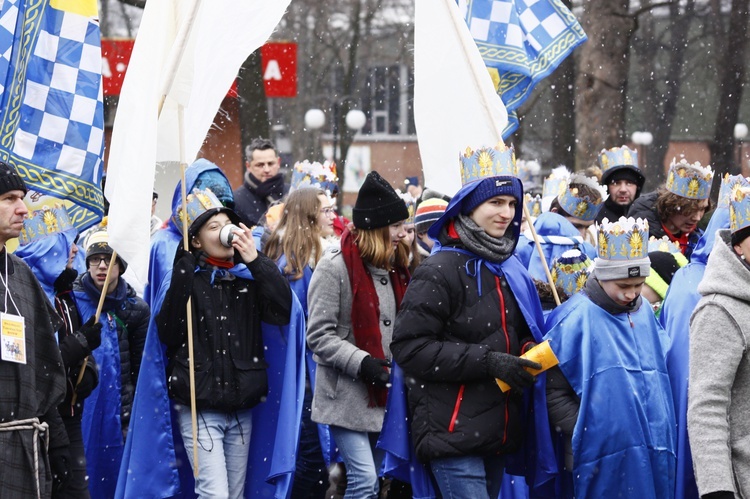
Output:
[658, 174, 739, 499]
[145, 158, 234, 309]
[74, 223, 150, 499]
[544, 216, 676, 498]
[115, 187, 306, 499]
[388, 143, 557, 499]
[515, 174, 600, 282]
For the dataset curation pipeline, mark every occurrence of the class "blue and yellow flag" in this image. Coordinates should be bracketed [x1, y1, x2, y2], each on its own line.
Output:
[462, 0, 587, 138]
[0, 0, 104, 229]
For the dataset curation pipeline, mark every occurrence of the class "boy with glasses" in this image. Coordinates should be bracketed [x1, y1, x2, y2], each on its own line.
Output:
[73, 225, 150, 499]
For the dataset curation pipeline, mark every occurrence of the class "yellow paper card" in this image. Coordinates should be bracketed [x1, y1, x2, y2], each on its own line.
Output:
[496, 339, 559, 393]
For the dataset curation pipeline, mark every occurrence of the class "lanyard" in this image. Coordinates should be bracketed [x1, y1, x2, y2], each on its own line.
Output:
[0, 251, 20, 315]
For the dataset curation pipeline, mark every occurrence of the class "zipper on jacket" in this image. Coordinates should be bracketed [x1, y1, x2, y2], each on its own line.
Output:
[494, 275, 510, 445]
[448, 384, 465, 433]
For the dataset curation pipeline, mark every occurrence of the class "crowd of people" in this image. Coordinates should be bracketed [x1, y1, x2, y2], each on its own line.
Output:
[0, 136, 748, 499]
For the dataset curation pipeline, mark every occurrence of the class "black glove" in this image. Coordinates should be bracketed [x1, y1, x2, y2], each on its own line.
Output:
[48, 445, 72, 492]
[359, 356, 390, 389]
[76, 316, 102, 351]
[174, 248, 196, 269]
[74, 363, 98, 400]
[485, 351, 541, 393]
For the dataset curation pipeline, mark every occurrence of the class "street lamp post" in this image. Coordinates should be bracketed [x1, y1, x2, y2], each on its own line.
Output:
[304, 104, 366, 209]
[631, 131, 654, 184]
[734, 123, 748, 175]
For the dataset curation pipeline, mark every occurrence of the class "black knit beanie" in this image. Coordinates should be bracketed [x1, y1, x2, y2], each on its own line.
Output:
[352, 171, 409, 229]
[0, 161, 28, 196]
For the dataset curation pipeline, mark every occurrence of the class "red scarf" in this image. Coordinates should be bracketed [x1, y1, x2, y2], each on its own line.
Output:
[661, 223, 690, 255]
[340, 228, 409, 407]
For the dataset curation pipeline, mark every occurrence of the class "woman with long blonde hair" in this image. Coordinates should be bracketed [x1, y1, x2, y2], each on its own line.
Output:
[307, 171, 409, 498]
[265, 187, 337, 498]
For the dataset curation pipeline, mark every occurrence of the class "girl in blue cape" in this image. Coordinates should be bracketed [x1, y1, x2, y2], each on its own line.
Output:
[389, 143, 556, 498]
[155, 189, 293, 498]
[544, 216, 676, 498]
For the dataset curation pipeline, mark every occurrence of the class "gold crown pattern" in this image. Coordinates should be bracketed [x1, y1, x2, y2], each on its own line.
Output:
[525, 193, 542, 218]
[729, 176, 750, 233]
[397, 190, 416, 225]
[550, 249, 593, 296]
[597, 217, 650, 260]
[291, 160, 338, 194]
[173, 188, 225, 233]
[718, 174, 746, 209]
[665, 158, 714, 200]
[459, 142, 517, 185]
[542, 166, 570, 199]
[647, 236, 681, 254]
[598, 145, 639, 173]
[19, 204, 74, 246]
[557, 175, 606, 221]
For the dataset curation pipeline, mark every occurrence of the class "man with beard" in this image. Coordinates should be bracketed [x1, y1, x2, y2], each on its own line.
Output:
[595, 145, 645, 224]
[233, 138, 289, 226]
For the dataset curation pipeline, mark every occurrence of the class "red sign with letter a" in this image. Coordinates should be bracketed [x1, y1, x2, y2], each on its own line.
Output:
[261, 42, 297, 98]
[101, 39, 297, 98]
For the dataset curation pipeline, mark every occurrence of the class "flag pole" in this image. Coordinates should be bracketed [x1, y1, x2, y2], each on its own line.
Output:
[177, 104, 199, 477]
[442, 0, 560, 306]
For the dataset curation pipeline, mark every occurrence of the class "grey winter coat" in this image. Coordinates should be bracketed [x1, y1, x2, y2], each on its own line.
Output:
[689, 229, 750, 498]
[307, 247, 397, 432]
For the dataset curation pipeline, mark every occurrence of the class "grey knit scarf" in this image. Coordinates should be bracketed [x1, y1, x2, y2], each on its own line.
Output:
[453, 214, 515, 264]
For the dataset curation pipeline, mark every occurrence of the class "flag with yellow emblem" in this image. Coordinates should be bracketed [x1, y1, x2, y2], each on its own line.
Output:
[0, 0, 104, 229]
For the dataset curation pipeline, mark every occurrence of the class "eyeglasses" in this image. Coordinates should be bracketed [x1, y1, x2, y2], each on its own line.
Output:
[320, 207, 336, 216]
[88, 256, 113, 267]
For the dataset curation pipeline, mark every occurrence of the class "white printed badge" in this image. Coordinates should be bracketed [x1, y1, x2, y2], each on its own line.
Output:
[1, 312, 26, 364]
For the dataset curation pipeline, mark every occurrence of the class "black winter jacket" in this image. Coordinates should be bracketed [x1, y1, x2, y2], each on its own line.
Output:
[391, 244, 535, 462]
[54, 268, 98, 419]
[232, 172, 289, 226]
[157, 251, 292, 412]
[74, 275, 149, 430]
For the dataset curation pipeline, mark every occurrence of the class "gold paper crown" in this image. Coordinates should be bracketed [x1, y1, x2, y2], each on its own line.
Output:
[557, 175, 607, 221]
[19, 204, 74, 246]
[459, 142, 517, 185]
[729, 177, 750, 233]
[665, 158, 714, 200]
[597, 217, 650, 261]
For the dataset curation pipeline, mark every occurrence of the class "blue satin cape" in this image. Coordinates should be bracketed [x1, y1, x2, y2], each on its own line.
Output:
[115, 263, 306, 499]
[658, 207, 729, 499]
[544, 292, 677, 498]
[15, 230, 85, 304]
[514, 212, 597, 282]
[76, 281, 128, 499]
[276, 255, 338, 466]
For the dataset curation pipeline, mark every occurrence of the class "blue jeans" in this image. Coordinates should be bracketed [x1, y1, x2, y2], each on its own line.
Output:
[430, 455, 505, 499]
[329, 426, 383, 499]
[175, 405, 253, 499]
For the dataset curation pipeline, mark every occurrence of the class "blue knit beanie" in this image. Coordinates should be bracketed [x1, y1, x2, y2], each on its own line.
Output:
[460, 176, 523, 215]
